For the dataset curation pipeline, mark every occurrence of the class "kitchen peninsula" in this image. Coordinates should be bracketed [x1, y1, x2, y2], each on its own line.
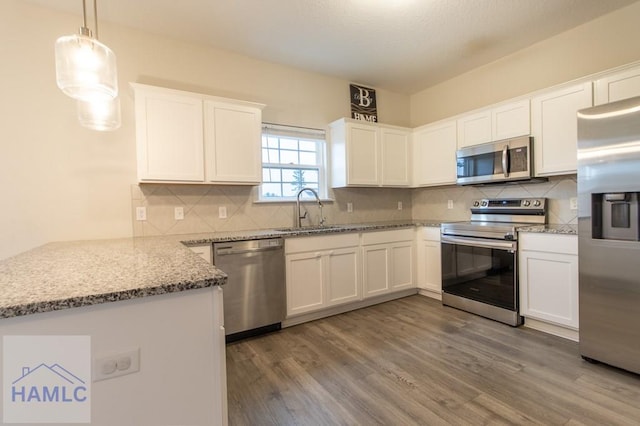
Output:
[0, 237, 228, 426]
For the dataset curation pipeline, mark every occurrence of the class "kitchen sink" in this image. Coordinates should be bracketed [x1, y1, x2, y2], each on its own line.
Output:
[274, 225, 344, 232]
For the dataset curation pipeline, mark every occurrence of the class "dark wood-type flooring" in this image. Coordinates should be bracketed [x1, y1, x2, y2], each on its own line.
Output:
[226, 295, 640, 425]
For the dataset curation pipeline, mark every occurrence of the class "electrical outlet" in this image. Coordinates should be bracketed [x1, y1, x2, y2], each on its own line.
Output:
[570, 197, 578, 210]
[136, 206, 147, 221]
[397, 201, 403, 210]
[347, 202, 353, 213]
[174, 206, 184, 220]
[447, 200, 454, 209]
[93, 348, 140, 382]
[218, 206, 227, 219]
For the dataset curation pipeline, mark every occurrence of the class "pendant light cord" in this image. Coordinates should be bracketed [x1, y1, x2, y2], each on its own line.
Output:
[93, 0, 99, 39]
[79, 0, 100, 39]
[81, 0, 87, 29]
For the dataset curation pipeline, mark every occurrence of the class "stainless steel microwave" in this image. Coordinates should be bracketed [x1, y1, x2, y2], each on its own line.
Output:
[456, 136, 533, 185]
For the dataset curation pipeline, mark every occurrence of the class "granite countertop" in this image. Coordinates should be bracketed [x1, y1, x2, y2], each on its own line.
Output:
[0, 221, 443, 320]
[0, 237, 226, 319]
[517, 224, 577, 235]
[180, 220, 443, 245]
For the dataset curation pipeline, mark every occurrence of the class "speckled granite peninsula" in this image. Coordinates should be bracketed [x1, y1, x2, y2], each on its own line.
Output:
[0, 237, 226, 319]
[0, 221, 444, 320]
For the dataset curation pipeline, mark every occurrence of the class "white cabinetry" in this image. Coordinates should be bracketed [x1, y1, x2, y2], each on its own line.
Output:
[134, 86, 204, 181]
[416, 226, 442, 300]
[285, 233, 361, 317]
[519, 232, 579, 341]
[412, 120, 457, 187]
[330, 118, 410, 187]
[361, 229, 415, 298]
[531, 82, 593, 176]
[188, 244, 212, 264]
[594, 64, 640, 105]
[133, 83, 264, 184]
[203, 100, 263, 183]
[456, 99, 530, 148]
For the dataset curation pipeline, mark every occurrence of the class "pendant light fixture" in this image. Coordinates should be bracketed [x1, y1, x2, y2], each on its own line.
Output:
[77, 97, 121, 131]
[55, 0, 118, 102]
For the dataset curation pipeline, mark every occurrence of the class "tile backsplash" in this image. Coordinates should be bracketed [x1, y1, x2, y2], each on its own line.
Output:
[131, 175, 576, 237]
[411, 175, 577, 224]
[131, 185, 414, 237]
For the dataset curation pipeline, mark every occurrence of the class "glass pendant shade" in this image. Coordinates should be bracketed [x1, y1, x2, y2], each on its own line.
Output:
[77, 96, 121, 131]
[55, 33, 118, 101]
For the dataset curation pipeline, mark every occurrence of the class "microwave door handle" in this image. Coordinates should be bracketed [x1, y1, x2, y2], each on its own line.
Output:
[502, 145, 509, 178]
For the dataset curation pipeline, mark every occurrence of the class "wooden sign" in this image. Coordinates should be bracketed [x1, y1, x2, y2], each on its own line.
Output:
[350, 84, 377, 122]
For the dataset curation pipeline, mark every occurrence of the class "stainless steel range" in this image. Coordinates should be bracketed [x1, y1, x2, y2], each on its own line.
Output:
[440, 198, 547, 326]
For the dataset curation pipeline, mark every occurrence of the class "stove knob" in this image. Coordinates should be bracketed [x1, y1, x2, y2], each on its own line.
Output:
[523, 200, 531, 207]
[473, 201, 480, 207]
[481, 200, 488, 207]
[534, 200, 541, 207]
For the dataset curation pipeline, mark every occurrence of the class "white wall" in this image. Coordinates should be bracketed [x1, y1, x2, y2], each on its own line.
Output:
[410, 1, 640, 126]
[0, 0, 410, 260]
[0, 287, 224, 426]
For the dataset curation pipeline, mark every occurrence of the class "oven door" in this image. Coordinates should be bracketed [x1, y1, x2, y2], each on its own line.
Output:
[441, 234, 521, 325]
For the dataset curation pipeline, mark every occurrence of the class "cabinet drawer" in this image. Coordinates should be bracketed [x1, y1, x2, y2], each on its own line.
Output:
[519, 233, 577, 255]
[361, 228, 414, 245]
[421, 226, 441, 241]
[285, 233, 360, 254]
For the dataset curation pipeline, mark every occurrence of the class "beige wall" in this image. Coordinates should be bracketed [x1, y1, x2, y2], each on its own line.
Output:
[0, 1, 409, 260]
[4, 0, 640, 260]
[410, 1, 640, 126]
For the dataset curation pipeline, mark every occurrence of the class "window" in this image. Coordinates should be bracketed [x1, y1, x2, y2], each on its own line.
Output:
[260, 123, 327, 201]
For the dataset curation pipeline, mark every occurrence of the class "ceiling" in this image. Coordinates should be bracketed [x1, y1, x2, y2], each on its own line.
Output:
[26, 0, 639, 94]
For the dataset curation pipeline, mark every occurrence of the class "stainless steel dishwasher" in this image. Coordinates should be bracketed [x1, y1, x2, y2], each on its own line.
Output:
[213, 238, 285, 343]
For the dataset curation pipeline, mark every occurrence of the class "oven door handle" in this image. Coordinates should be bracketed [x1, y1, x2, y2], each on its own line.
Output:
[441, 235, 516, 251]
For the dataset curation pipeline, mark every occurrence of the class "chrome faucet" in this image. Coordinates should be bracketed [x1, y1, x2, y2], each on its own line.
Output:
[296, 188, 325, 228]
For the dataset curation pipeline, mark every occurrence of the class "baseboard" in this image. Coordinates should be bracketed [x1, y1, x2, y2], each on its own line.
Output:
[282, 288, 419, 328]
[418, 288, 442, 301]
[523, 317, 579, 342]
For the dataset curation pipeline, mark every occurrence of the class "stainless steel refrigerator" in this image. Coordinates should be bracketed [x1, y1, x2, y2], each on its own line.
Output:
[577, 95, 640, 374]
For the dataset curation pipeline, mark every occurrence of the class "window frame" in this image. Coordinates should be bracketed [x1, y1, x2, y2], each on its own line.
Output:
[259, 123, 328, 202]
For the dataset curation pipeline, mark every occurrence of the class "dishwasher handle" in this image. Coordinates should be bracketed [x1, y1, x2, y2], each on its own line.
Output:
[215, 245, 283, 256]
[213, 239, 284, 257]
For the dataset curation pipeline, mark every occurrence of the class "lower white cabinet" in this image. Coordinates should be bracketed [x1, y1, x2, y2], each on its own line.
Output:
[416, 227, 442, 299]
[188, 243, 212, 264]
[519, 233, 579, 332]
[285, 234, 360, 317]
[361, 229, 415, 298]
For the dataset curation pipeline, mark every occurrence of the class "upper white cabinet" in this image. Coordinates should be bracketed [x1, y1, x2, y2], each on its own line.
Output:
[519, 233, 579, 339]
[134, 86, 205, 181]
[132, 83, 264, 184]
[456, 99, 530, 148]
[412, 119, 457, 187]
[330, 118, 411, 187]
[204, 101, 263, 183]
[594, 64, 640, 105]
[531, 82, 593, 176]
